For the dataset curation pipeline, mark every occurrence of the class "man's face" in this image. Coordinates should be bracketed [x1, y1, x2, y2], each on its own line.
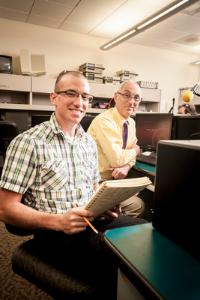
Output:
[114, 82, 141, 119]
[51, 74, 91, 126]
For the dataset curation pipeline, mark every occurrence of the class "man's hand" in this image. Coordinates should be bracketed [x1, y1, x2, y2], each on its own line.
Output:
[111, 165, 130, 179]
[60, 207, 94, 235]
[99, 206, 120, 220]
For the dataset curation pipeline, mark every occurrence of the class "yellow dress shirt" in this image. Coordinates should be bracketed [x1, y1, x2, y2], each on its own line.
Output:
[87, 107, 137, 180]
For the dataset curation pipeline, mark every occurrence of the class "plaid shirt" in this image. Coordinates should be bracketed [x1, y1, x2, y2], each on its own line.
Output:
[0, 113, 100, 214]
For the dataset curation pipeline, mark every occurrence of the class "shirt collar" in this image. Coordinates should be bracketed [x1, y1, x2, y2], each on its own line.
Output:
[50, 113, 85, 138]
[112, 107, 130, 126]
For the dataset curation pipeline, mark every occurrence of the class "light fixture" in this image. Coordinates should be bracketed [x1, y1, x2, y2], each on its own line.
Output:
[191, 60, 200, 65]
[100, 0, 199, 51]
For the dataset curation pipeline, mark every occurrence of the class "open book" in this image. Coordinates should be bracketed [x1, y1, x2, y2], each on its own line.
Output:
[85, 176, 151, 217]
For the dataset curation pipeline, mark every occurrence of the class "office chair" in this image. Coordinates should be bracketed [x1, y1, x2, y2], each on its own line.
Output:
[0, 120, 19, 158]
[6, 224, 97, 300]
[0, 121, 19, 174]
[80, 114, 96, 131]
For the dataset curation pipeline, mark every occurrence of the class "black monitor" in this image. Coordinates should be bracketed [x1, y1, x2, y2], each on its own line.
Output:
[172, 115, 200, 140]
[0, 55, 12, 73]
[153, 140, 200, 260]
[31, 114, 51, 127]
[135, 113, 173, 152]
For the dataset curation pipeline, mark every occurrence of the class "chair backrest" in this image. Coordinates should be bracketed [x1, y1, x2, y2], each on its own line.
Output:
[80, 114, 96, 131]
[0, 120, 19, 159]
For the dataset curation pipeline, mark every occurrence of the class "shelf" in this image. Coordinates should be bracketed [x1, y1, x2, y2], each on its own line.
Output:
[0, 74, 31, 91]
[0, 74, 161, 112]
[141, 88, 161, 102]
[90, 82, 119, 98]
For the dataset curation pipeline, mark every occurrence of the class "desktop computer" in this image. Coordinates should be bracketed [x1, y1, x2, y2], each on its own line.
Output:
[135, 113, 173, 165]
[153, 140, 200, 260]
[172, 115, 200, 139]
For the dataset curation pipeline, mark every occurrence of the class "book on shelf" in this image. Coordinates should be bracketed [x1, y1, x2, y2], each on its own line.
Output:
[85, 176, 151, 217]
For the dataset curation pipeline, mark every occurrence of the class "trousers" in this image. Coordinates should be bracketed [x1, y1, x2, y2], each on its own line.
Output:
[34, 215, 147, 300]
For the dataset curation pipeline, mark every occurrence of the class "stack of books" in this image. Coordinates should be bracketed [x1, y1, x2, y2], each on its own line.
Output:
[116, 70, 138, 82]
[103, 76, 121, 84]
[79, 63, 105, 83]
[137, 81, 158, 89]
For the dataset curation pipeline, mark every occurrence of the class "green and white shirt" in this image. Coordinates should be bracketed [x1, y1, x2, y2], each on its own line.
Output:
[0, 113, 100, 214]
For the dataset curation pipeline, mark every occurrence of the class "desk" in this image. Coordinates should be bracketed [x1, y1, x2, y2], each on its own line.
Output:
[104, 223, 200, 300]
[134, 161, 156, 181]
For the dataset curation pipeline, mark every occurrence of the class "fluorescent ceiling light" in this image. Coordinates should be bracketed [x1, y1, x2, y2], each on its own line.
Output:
[102, 29, 136, 50]
[100, 0, 198, 51]
[191, 60, 200, 64]
[137, 0, 189, 30]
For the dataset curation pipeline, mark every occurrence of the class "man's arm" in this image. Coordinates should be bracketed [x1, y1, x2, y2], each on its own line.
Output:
[89, 119, 137, 168]
[0, 188, 94, 235]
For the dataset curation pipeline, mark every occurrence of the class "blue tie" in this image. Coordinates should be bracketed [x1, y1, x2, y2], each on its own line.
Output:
[122, 121, 128, 149]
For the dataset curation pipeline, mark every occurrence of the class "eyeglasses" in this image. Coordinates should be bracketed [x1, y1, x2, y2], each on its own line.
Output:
[56, 89, 93, 102]
[117, 92, 141, 103]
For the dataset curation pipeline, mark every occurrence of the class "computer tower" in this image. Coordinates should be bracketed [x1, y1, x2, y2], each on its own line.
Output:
[153, 140, 200, 260]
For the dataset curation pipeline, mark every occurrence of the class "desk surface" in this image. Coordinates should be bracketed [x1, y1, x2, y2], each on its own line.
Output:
[135, 161, 156, 176]
[104, 223, 200, 300]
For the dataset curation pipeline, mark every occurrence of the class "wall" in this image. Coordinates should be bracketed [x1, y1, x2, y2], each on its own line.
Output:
[0, 18, 199, 112]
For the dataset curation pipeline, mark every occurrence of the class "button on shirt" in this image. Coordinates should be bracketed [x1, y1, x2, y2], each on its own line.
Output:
[87, 107, 137, 180]
[0, 113, 100, 214]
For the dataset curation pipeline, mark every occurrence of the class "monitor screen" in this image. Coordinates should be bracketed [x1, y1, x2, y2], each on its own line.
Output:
[172, 115, 200, 140]
[0, 55, 12, 73]
[135, 113, 173, 152]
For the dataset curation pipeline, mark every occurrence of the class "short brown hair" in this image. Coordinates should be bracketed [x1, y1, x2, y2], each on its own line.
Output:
[54, 70, 87, 92]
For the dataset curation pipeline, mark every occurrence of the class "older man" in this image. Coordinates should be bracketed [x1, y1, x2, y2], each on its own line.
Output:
[88, 80, 144, 217]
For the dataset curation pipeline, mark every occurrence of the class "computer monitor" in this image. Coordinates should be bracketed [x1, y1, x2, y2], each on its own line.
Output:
[153, 140, 200, 260]
[135, 113, 173, 152]
[172, 115, 200, 140]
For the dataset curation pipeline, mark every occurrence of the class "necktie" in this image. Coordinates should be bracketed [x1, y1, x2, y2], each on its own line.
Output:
[122, 121, 128, 149]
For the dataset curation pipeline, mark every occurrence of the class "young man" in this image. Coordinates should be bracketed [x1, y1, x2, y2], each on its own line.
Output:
[88, 80, 144, 217]
[0, 71, 145, 299]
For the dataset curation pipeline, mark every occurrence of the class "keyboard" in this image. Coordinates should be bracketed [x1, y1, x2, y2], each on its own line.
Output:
[136, 151, 157, 166]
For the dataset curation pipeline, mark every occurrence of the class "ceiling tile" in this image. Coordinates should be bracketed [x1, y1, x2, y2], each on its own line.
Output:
[28, 14, 61, 28]
[0, 0, 34, 12]
[60, 0, 125, 33]
[30, 0, 78, 21]
[90, 0, 175, 38]
[0, 7, 27, 21]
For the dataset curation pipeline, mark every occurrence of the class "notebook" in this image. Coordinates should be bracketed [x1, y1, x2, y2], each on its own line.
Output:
[152, 140, 200, 261]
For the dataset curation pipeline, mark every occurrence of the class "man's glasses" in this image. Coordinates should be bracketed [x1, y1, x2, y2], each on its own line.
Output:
[117, 92, 141, 103]
[56, 89, 93, 102]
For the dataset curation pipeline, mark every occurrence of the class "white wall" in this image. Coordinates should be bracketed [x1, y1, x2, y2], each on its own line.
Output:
[0, 18, 199, 112]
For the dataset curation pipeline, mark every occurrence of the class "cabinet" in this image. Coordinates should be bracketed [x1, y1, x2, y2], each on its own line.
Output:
[90, 82, 119, 98]
[0, 74, 161, 112]
[139, 88, 161, 112]
[90, 82, 161, 112]
[0, 74, 31, 105]
[31, 77, 55, 106]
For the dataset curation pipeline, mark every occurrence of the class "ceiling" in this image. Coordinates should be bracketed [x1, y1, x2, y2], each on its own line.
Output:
[0, 0, 200, 56]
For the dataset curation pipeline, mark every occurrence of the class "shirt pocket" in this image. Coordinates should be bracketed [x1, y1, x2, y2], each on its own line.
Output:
[41, 160, 68, 190]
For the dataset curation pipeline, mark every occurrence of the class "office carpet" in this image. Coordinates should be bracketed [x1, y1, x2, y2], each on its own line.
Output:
[0, 221, 53, 300]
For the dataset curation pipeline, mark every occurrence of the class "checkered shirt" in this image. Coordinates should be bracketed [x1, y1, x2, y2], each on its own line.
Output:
[0, 113, 100, 214]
